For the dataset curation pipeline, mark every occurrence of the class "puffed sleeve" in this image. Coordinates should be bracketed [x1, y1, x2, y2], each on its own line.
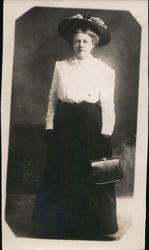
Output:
[100, 66, 115, 136]
[45, 61, 59, 130]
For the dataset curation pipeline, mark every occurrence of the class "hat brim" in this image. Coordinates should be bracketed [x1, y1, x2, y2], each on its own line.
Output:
[58, 18, 111, 47]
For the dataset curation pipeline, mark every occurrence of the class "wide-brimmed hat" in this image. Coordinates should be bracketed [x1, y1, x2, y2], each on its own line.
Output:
[58, 13, 111, 47]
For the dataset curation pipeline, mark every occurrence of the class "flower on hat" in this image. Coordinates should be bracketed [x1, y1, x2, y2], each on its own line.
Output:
[89, 16, 107, 29]
[70, 13, 83, 19]
[70, 13, 107, 29]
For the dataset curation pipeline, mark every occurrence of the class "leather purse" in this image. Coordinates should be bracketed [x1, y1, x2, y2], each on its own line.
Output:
[90, 157, 123, 184]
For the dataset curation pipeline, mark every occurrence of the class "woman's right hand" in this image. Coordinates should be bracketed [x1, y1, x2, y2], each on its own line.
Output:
[44, 129, 55, 144]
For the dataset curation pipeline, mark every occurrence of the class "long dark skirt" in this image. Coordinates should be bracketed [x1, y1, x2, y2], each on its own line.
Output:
[32, 100, 118, 239]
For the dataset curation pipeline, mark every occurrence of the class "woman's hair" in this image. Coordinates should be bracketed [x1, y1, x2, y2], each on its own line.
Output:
[70, 26, 100, 47]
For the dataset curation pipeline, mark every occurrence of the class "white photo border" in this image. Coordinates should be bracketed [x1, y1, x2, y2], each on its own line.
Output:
[2, 1, 148, 250]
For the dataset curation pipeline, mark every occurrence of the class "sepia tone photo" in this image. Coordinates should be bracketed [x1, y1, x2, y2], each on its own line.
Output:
[2, 1, 148, 250]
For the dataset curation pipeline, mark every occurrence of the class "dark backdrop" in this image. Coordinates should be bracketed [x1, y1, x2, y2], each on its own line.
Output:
[6, 7, 141, 196]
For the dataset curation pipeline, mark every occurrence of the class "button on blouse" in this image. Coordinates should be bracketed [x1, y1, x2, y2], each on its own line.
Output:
[45, 55, 115, 136]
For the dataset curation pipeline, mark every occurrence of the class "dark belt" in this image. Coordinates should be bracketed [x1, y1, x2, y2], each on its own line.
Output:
[58, 99, 99, 107]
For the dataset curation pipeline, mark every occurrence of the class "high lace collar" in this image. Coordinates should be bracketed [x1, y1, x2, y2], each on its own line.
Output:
[67, 54, 96, 66]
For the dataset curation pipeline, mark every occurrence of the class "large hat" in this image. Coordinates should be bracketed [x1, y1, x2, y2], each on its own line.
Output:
[58, 13, 111, 47]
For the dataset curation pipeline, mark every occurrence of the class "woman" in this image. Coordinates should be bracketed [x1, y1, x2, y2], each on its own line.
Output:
[32, 13, 118, 240]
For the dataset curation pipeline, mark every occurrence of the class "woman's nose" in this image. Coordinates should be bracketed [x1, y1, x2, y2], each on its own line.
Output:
[79, 41, 84, 46]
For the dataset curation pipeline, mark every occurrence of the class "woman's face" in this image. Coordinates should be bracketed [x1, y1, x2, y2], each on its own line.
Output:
[72, 33, 94, 59]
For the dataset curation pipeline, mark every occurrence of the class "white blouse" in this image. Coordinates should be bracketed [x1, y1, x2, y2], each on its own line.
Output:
[45, 54, 115, 136]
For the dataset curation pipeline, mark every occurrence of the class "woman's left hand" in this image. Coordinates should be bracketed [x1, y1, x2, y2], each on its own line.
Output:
[102, 134, 111, 139]
[100, 134, 113, 158]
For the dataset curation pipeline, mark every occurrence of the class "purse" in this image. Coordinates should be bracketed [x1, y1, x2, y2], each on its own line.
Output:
[90, 157, 123, 184]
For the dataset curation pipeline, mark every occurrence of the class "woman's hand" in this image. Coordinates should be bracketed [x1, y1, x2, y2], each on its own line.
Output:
[100, 134, 113, 158]
[44, 129, 55, 144]
[44, 129, 57, 163]
[102, 134, 111, 139]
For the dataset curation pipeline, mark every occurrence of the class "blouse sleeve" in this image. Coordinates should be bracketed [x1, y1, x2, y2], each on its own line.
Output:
[45, 61, 59, 130]
[100, 67, 115, 136]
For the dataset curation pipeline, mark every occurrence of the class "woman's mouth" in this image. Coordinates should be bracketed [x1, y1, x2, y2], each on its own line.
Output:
[78, 48, 85, 52]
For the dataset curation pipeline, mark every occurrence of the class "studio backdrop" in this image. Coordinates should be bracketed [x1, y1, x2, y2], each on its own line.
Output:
[5, 6, 141, 236]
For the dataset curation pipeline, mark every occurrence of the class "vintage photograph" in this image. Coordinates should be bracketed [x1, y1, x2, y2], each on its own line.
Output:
[2, 1, 148, 250]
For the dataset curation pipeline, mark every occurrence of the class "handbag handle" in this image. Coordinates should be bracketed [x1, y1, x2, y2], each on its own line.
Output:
[90, 157, 119, 164]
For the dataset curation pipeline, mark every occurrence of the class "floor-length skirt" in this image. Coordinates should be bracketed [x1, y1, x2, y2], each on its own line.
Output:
[32, 100, 118, 239]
